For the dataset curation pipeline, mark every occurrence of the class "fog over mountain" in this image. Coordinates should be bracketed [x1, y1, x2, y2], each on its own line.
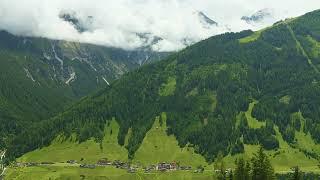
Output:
[0, 0, 319, 51]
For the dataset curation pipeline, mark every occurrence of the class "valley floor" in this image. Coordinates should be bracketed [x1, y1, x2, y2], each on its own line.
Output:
[5, 165, 216, 180]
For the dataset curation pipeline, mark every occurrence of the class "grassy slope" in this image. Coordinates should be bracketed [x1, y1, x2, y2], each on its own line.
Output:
[18, 120, 128, 164]
[238, 30, 262, 43]
[224, 102, 320, 172]
[159, 77, 176, 96]
[245, 101, 266, 129]
[133, 113, 210, 168]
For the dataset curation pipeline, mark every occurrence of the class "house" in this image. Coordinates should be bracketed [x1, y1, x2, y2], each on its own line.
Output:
[144, 165, 156, 173]
[112, 160, 129, 169]
[170, 162, 178, 170]
[80, 164, 96, 169]
[97, 159, 112, 166]
[127, 167, 137, 173]
[26, 162, 38, 167]
[156, 162, 177, 171]
[67, 160, 77, 164]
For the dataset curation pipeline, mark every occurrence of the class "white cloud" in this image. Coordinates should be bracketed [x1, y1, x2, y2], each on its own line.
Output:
[0, 0, 319, 51]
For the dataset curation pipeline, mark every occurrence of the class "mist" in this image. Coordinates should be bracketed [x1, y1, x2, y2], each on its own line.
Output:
[0, 0, 319, 51]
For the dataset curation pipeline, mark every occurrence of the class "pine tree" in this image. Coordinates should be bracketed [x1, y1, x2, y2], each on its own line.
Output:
[215, 151, 226, 180]
[234, 158, 250, 180]
[234, 158, 245, 180]
[244, 160, 251, 180]
[290, 166, 302, 180]
[251, 146, 275, 180]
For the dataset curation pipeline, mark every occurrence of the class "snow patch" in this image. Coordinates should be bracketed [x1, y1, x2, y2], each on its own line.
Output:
[0, 150, 5, 160]
[23, 68, 36, 82]
[65, 71, 76, 85]
[0, 167, 6, 176]
[43, 52, 51, 60]
[52, 44, 64, 70]
[102, 77, 110, 86]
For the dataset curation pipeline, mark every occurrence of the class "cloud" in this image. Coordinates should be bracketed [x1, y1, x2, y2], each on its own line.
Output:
[0, 0, 319, 51]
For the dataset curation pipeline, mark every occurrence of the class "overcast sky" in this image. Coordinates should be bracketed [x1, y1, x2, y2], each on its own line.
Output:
[0, 0, 319, 51]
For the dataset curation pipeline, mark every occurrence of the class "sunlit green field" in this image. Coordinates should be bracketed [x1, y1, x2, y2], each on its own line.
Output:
[18, 120, 128, 164]
[133, 113, 210, 168]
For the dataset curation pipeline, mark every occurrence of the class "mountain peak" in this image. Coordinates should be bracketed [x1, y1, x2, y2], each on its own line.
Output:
[241, 8, 275, 24]
[59, 10, 94, 33]
[197, 11, 218, 28]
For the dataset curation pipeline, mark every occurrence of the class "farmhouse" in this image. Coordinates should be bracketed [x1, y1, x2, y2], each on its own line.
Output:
[156, 162, 177, 171]
[67, 160, 77, 164]
[97, 158, 112, 166]
[80, 164, 96, 169]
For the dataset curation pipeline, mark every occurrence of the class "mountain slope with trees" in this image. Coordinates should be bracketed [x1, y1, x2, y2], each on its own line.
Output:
[0, 30, 168, 149]
[8, 9, 320, 165]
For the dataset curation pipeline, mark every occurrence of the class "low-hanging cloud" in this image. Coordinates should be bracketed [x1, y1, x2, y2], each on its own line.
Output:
[0, 0, 319, 51]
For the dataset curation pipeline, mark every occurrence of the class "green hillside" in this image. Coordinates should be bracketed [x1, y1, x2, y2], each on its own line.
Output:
[0, 31, 168, 150]
[18, 119, 128, 164]
[133, 113, 209, 167]
[7, 9, 320, 176]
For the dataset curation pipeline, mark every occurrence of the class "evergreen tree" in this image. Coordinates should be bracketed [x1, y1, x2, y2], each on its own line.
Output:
[251, 146, 275, 180]
[290, 166, 302, 180]
[244, 160, 251, 180]
[234, 158, 250, 180]
[234, 158, 245, 180]
[215, 151, 226, 180]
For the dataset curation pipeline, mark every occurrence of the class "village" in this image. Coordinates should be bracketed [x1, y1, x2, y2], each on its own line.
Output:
[13, 158, 215, 174]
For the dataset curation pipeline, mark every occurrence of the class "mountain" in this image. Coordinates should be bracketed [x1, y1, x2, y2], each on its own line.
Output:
[241, 8, 275, 24]
[8, 9, 320, 170]
[0, 30, 168, 149]
[197, 11, 218, 28]
[59, 10, 94, 33]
